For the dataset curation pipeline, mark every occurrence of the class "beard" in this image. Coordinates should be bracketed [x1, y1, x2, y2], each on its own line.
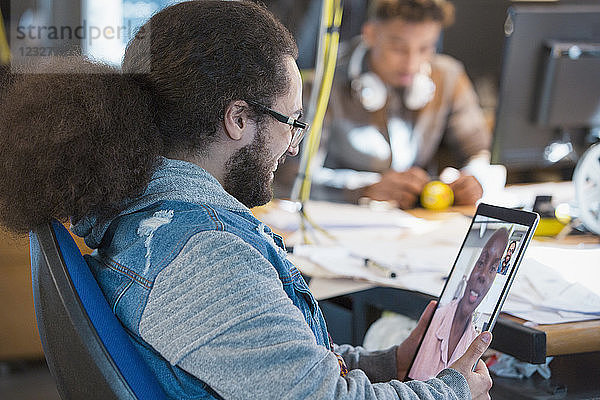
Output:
[223, 126, 285, 209]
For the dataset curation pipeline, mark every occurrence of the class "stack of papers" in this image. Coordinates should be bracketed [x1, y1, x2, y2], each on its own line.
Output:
[504, 245, 600, 324]
[294, 241, 600, 324]
[290, 213, 473, 296]
[263, 200, 600, 325]
[261, 200, 435, 234]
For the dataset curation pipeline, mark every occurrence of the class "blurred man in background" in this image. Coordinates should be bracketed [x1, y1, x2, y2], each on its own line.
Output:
[309, 0, 493, 209]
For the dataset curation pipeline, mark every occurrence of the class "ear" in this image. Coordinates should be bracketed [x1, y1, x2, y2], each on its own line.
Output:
[361, 22, 377, 48]
[223, 100, 250, 141]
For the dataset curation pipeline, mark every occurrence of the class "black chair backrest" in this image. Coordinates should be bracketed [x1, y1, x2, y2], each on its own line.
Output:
[30, 220, 167, 400]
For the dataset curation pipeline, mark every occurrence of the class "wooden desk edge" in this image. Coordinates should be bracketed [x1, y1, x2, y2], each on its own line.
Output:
[502, 314, 600, 356]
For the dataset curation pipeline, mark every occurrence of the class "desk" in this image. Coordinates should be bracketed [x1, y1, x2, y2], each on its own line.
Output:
[412, 206, 600, 360]
[293, 203, 600, 398]
[273, 203, 600, 364]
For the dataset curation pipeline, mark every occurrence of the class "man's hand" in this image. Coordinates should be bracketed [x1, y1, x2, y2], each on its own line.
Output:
[449, 332, 493, 400]
[449, 174, 483, 206]
[362, 167, 430, 209]
[395, 300, 437, 380]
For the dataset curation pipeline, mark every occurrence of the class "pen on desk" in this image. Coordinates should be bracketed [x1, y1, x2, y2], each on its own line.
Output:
[287, 245, 397, 279]
[365, 258, 397, 279]
[350, 253, 397, 279]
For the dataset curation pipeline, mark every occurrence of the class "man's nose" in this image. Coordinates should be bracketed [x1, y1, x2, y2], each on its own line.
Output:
[405, 52, 421, 75]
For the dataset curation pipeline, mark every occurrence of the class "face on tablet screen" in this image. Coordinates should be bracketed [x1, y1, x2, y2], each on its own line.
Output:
[408, 215, 530, 381]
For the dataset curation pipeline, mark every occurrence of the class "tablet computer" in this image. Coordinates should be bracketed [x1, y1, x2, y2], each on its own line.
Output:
[406, 203, 539, 381]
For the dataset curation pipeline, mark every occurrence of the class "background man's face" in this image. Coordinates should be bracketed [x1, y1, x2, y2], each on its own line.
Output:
[363, 18, 441, 87]
[460, 233, 507, 314]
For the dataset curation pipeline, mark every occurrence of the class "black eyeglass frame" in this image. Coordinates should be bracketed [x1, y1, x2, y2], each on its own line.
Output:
[246, 100, 309, 147]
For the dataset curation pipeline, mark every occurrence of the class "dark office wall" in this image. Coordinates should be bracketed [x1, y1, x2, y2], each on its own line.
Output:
[442, 0, 508, 92]
[271, 0, 367, 69]
[0, 0, 8, 20]
[442, 0, 600, 97]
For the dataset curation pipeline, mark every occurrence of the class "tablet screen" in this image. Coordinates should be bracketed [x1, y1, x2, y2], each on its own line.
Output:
[407, 214, 532, 381]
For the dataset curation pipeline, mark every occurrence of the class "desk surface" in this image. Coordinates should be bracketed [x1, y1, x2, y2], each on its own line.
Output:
[270, 202, 600, 360]
[404, 205, 599, 358]
[409, 205, 599, 358]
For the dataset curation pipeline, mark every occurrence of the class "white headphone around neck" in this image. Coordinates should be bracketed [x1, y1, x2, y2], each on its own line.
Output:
[348, 42, 436, 112]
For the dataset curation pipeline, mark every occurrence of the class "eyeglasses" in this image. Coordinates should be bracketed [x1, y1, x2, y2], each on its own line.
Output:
[246, 100, 309, 147]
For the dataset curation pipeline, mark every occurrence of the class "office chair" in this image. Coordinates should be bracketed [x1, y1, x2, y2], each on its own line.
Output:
[30, 219, 168, 400]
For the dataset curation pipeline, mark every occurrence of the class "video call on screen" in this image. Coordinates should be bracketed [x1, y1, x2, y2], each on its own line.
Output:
[408, 216, 529, 380]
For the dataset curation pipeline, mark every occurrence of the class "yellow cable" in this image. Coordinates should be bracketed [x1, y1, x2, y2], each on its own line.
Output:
[302, 208, 337, 241]
[292, 0, 336, 202]
[296, 0, 343, 242]
[0, 9, 10, 65]
[300, 2, 342, 202]
[333, 0, 343, 26]
[301, 32, 336, 170]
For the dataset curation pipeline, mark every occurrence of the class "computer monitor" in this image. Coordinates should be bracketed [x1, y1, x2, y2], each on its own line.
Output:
[491, 4, 600, 181]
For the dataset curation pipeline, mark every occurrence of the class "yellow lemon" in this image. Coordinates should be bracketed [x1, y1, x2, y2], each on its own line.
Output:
[421, 181, 454, 210]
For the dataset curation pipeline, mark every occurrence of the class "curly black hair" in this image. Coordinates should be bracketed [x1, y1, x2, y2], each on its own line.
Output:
[0, 58, 162, 234]
[123, 0, 298, 156]
[368, 0, 455, 27]
[0, 0, 297, 234]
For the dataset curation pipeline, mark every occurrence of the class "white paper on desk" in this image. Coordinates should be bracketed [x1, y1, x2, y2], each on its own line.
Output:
[287, 212, 470, 295]
[504, 246, 600, 324]
[502, 298, 599, 324]
[261, 200, 428, 232]
[293, 245, 370, 279]
[394, 215, 471, 248]
[292, 243, 452, 294]
[525, 245, 600, 297]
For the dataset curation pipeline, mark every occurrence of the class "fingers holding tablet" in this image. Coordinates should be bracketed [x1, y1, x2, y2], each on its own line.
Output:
[449, 331, 493, 400]
[395, 300, 437, 380]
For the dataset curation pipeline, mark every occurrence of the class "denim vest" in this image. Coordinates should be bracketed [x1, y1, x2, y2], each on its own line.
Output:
[74, 159, 330, 399]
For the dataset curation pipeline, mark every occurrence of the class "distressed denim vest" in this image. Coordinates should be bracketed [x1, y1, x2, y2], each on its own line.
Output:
[72, 158, 330, 399]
